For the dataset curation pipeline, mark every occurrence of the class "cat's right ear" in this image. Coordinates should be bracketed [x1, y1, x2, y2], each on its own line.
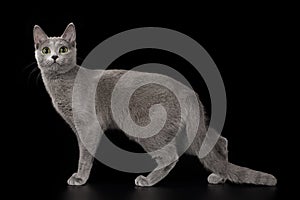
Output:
[33, 25, 48, 49]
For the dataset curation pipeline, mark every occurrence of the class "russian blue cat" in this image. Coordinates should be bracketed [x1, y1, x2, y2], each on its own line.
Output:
[33, 23, 277, 186]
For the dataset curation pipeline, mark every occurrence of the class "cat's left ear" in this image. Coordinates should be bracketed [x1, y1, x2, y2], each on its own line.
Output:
[61, 23, 76, 46]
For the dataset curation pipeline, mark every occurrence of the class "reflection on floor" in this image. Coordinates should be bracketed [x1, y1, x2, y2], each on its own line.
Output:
[58, 181, 277, 200]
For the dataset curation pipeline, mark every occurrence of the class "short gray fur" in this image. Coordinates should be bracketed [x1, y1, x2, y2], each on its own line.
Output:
[33, 23, 277, 186]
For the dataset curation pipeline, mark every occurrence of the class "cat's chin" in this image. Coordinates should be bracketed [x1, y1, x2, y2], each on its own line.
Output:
[40, 63, 72, 75]
[50, 62, 61, 67]
[39, 64, 59, 73]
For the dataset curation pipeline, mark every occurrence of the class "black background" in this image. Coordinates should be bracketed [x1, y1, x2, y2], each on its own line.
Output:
[6, 4, 294, 200]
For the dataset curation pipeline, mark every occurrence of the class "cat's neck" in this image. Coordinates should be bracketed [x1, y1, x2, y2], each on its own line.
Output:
[41, 65, 80, 98]
[41, 65, 80, 82]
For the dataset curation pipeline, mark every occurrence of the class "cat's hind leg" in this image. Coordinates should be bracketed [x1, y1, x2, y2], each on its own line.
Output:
[207, 136, 228, 184]
[207, 173, 226, 184]
[206, 136, 228, 184]
[135, 145, 178, 187]
[197, 136, 229, 185]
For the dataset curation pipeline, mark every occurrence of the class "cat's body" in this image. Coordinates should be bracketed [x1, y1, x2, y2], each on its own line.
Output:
[33, 23, 277, 186]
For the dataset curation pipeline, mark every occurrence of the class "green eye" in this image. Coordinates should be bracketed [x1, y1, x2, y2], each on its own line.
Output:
[42, 47, 51, 54]
[59, 46, 69, 54]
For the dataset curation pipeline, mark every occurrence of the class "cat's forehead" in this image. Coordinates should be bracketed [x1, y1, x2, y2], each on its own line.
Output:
[42, 37, 70, 47]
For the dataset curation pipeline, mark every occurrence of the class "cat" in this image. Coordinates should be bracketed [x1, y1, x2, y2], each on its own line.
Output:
[33, 23, 277, 186]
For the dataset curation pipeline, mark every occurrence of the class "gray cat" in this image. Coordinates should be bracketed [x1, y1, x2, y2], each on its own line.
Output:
[33, 23, 277, 187]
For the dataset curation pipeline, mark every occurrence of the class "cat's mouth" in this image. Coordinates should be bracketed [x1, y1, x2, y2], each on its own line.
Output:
[50, 62, 61, 67]
[42, 62, 61, 71]
[52, 60, 60, 64]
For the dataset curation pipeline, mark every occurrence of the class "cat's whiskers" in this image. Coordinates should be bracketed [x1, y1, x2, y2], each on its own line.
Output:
[77, 56, 84, 65]
[77, 56, 84, 61]
[22, 61, 37, 72]
[27, 66, 40, 86]
[35, 71, 42, 86]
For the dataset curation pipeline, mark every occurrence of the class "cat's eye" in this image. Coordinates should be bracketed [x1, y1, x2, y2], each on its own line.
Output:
[42, 47, 51, 54]
[59, 46, 69, 54]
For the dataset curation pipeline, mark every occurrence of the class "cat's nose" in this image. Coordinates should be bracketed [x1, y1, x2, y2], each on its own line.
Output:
[52, 55, 59, 61]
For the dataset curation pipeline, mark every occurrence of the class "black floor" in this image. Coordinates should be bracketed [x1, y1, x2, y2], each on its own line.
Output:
[55, 181, 279, 200]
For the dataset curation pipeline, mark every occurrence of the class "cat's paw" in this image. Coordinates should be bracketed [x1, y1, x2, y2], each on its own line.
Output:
[207, 173, 226, 184]
[67, 173, 87, 186]
[135, 175, 152, 187]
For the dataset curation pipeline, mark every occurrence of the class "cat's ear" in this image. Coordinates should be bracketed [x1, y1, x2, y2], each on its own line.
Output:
[61, 23, 76, 45]
[33, 25, 48, 49]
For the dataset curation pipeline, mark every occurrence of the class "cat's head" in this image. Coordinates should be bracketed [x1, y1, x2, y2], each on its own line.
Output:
[33, 23, 77, 75]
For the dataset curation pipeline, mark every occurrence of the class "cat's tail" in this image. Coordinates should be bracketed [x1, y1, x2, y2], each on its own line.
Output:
[226, 162, 277, 186]
[189, 128, 277, 186]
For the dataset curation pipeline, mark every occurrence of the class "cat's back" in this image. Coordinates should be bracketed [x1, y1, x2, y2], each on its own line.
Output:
[98, 69, 192, 95]
[94, 69, 194, 111]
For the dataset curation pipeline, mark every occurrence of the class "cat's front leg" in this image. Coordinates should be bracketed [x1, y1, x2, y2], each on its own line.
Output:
[67, 115, 103, 185]
[67, 140, 94, 186]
